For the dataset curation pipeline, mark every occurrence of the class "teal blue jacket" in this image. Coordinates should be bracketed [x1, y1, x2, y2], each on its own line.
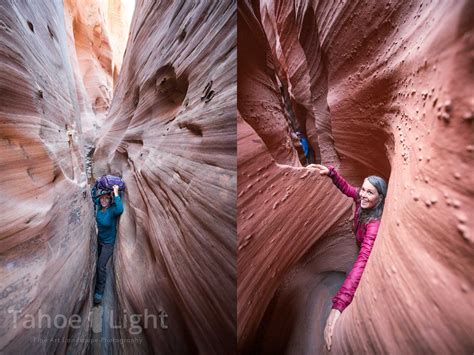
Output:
[95, 195, 124, 244]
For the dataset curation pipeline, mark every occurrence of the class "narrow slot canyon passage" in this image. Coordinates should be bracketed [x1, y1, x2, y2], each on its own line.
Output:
[0, 1, 472, 354]
[237, 1, 473, 354]
[0, 1, 236, 354]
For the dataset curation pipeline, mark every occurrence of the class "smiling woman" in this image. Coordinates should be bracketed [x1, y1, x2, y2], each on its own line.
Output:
[307, 164, 388, 351]
[360, 180, 380, 209]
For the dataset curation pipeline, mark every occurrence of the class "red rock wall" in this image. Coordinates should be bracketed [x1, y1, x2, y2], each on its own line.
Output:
[105, 0, 134, 86]
[64, 0, 123, 139]
[0, 0, 128, 353]
[92, 1, 236, 353]
[0, 1, 97, 353]
[238, 0, 473, 353]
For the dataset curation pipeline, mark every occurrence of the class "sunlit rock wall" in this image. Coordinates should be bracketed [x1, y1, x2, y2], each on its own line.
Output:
[237, 0, 473, 353]
[93, 1, 237, 353]
[64, 0, 127, 139]
[105, 0, 134, 86]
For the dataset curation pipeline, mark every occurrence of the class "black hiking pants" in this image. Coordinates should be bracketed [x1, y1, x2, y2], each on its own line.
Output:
[95, 242, 114, 295]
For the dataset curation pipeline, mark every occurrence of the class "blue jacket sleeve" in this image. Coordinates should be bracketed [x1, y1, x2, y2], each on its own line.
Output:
[113, 195, 124, 216]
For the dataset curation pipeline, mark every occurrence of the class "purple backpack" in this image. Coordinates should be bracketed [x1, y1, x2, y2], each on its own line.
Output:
[95, 175, 126, 192]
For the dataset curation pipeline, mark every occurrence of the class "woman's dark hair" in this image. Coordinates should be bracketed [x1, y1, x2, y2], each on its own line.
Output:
[358, 175, 388, 225]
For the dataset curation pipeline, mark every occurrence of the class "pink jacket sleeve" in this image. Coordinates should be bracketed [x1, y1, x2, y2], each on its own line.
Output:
[331, 220, 380, 312]
[328, 166, 359, 200]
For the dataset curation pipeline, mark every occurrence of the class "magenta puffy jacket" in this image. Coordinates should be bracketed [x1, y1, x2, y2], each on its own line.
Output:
[328, 166, 381, 313]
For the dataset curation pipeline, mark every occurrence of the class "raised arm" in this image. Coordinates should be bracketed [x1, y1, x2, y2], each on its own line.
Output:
[327, 166, 359, 200]
[308, 164, 359, 199]
[331, 220, 380, 312]
[112, 195, 124, 216]
[112, 185, 124, 216]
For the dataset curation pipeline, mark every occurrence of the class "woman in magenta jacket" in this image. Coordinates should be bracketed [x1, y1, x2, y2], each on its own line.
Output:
[310, 164, 388, 351]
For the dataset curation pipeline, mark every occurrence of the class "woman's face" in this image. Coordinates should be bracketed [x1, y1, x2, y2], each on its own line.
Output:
[360, 179, 380, 209]
[99, 194, 111, 208]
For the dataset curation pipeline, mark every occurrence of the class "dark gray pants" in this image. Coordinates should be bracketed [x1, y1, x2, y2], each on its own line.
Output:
[95, 242, 114, 295]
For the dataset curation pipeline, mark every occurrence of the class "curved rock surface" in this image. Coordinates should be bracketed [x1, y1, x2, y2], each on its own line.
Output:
[1, 0, 236, 354]
[0, 0, 115, 353]
[92, 1, 236, 354]
[237, 0, 473, 354]
[64, 0, 130, 140]
[104, 0, 134, 86]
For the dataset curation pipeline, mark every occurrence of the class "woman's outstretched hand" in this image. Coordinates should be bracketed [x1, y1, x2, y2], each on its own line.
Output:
[324, 308, 341, 351]
[307, 164, 330, 176]
[113, 185, 119, 196]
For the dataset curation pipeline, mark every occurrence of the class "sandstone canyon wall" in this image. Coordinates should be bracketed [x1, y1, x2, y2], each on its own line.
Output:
[0, 0, 241, 354]
[0, 0, 117, 353]
[104, 0, 134, 86]
[63, 0, 131, 141]
[92, 1, 237, 354]
[237, 0, 473, 354]
[2, 0, 237, 354]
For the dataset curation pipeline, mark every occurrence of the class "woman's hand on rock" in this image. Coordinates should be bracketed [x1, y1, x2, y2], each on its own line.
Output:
[324, 308, 341, 351]
[307, 164, 330, 176]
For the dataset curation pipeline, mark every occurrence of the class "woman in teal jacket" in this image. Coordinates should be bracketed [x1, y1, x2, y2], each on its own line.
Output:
[93, 184, 124, 304]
